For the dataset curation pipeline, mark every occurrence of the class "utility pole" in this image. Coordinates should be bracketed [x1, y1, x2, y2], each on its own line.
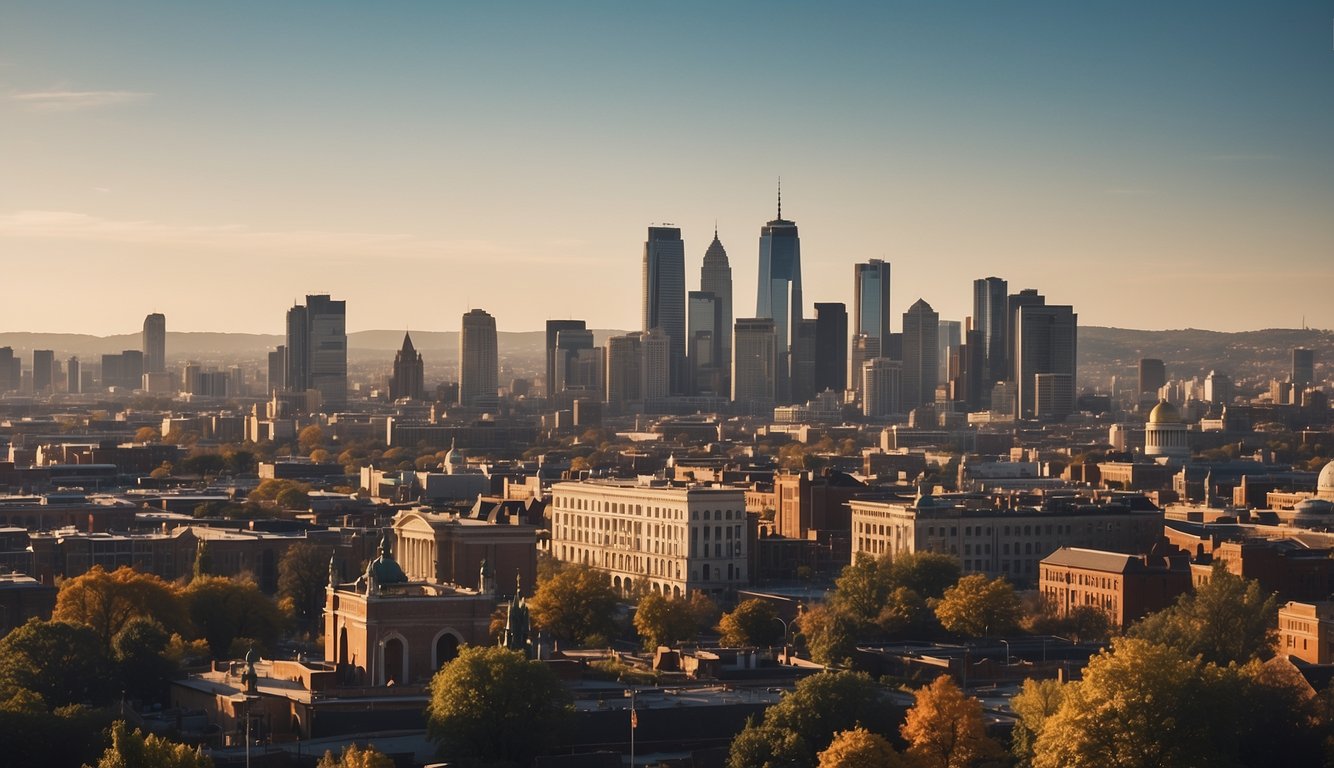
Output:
[629, 689, 637, 766]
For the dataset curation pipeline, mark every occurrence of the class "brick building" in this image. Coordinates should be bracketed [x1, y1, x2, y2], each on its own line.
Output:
[1039, 543, 1191, 628]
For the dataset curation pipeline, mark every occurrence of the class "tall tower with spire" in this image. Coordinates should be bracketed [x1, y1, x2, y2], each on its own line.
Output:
[389, 331, 424, 401]
[700, 225, 733, 393]
[756, 180, 802, 403]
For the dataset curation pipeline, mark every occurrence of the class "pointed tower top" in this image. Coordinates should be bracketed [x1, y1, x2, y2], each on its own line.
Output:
[401, 330, 415, 352]
[777, 176, 782, 220]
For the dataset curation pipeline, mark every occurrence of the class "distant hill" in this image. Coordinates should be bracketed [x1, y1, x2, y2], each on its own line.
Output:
[0, 326, 1327, 383]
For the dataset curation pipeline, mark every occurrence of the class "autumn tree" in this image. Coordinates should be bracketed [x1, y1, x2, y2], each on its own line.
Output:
[527, 563, 619, 646]
[53, 565, 186, 648]
[1008, 678, 1066, 768]
[182, 576, 284, 658]
[316, 743, 394, 768]
[91, 720, 213, 768]
[817, 727, 907, 768]
[718, 598, 783, 646]
[0, 619, 114, 708]
[934, 573, 1021, 637]
[278, 542, 333, 634]
[633, 593, 697, 649]
[901, 675, 1004, 768]
[1129, 562, 1278, 665]
[796, 604, 860, 666]
[426, 646, 572, 768]
[298, 425, 325, 453]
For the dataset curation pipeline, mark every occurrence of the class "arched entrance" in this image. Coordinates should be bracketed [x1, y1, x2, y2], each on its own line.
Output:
[435, 633, 460, 669]
[383, 637, 406, 685]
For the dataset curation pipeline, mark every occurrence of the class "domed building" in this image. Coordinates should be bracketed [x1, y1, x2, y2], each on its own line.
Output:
[1144, 400, 1190, 460]
[1319, 460, 1334, 502]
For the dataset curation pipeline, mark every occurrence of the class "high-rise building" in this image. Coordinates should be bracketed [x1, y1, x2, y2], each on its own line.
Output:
[862, 358, 902, 418]
[267, 346, 286, 395]
[32, 350, 54, 394]
[459, 309, 498, 407]
[605, 333, 643, 410]
[0, 348, 19, 392]
[1293, 348, 1315, 388]
[643, 226, 686, 395]
[142, 313, 166, 374]
[700, 228, 733, 391]
[953, 327, 985, 410]
[756, 189, 802, 403]
[1005, 289, 1046, 382]
[732, 318, 777, 413]
[1034, 372, 1074, 421]
[66, 357, 81, 394]
[1138, 359, 1167, 395]
[389, 332, 425, 401]
[791, 319, 818, 404]
[555, 328, 598, 395]
[545, 320, 586, 398]
[937, 320, 961, 382]
[849, 333, 880, 401]
[687, 291, 721, 395]
[854, 259, 892, 348]
[1204, 370, 1232, 405]
[118, 350, 144, 391]
[642, 328, 670, 404]
[814, 302, 848, 394]
[285, 295, 347, 408]
[901, 300, 939, 412]
[1013, 303, 1077, 419]
[972, 277, 1008, 384]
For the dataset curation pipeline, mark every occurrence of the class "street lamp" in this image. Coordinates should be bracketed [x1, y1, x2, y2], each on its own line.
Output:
[1000, 639, 1010, 668]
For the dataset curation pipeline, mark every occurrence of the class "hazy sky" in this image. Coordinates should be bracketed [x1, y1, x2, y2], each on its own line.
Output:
[2, 1, 1332, 335]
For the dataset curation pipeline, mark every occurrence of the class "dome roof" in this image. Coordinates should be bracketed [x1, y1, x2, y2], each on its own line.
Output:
[366, 533, 408, 586]
[1147, 400, 1183, 425]
[1319, 461, 1334, 495]
[1295, 498, 1334, 517]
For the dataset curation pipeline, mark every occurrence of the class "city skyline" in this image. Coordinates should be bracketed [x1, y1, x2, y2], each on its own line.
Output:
[2, 2, 1332, 335]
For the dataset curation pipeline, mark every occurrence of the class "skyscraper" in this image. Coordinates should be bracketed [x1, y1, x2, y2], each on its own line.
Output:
[972, 277, 1007, 385]
[687, 290, 721, 394]
[814, 302, 848, 394]
[66, 357, 81, 394]
[389, 332, 424, 401]
[700, 228, 733, 391]
[459, 309, 498, 407]
[854, 259, 892, 347]
[285, 294, 347, 408]
[937, 320, 961, 383]
[901, 300, 939, 412]
[733, 318, 777, 413]
[756, 187, 802, 402]
[267, 346, 286, 395]
[643, 226, 686, 395]
[605, 333, 643, 410]
[1005, 289, 1046, 382]
[1293, 348, 1315, 388]
[1013, 303, 1077, 419]
[1139, 358, 1167, 394]
[862, 358, 902, 418]
[0, 348, 19, 392]
[545, 320, 586, 398]
[554, 327, 597, 394]
[32, 349, 54, 394]
[142, 313, 166, 374]
[641, 328, 671, 404]
[791, 319, 817, 403]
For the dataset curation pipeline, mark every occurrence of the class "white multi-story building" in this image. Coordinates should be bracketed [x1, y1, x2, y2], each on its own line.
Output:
[550, 479, 747, 598]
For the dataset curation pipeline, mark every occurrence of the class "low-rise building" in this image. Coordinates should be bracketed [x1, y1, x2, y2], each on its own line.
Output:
[1278, 601, 1334, 665]
[1039, 544, 1190, 628]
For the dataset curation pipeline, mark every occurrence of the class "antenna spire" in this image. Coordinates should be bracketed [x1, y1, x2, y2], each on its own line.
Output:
[777, 177, 782, 219]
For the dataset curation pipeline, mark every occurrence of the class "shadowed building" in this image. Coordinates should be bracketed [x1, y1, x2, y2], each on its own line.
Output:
[756, 187, 802, 403]
[389, 331, 424, 401]
[459, 309, 498, 407]
[644, 226, 687, 395]
[700, 228, 733, 392]
[142, 313, 166, 374]
[814, 302, 848, 394]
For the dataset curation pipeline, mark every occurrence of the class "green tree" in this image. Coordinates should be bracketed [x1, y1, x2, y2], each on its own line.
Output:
[1009, 677, 1066, 768]
[887, 551, 962, 600]
[275, 486, 311, 510]
[89, 720, 213, 768]
[179, 453, 226, 477]
[112, 618, 174, 705]
[181, 576, 284, 658]
[0, 695, 113, 768]
[762, 672, 899, 759]
[817, 727, 907, 768]
[728, 722, 812, 768]
[719, 598, 783, 646]
[527, 563, 618, 646]
[829, 554, 892, 626]
[53, 565, 186, 648]
[279, 542, 334, 635]
[0, 619, 114, 708]
[633, 593, 697, 649]
[901, 675, 1004, 768]
[1129, 562, 1278, 665]
[934, 573, 1021, 637]
[298, 425, 325, 453]
[875, 586, 929, 636]
[316, 743, 394, 768]
[796, 604, 859, 666]
[425, 646, 572, 768]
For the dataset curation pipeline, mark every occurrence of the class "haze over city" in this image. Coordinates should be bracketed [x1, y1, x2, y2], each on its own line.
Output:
[3, 1, 1332, 335]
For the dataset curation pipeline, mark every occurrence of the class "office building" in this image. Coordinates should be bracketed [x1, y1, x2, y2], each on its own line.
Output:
[285, 295, 347, 409]
[1293, 348, 1315, 388]
[1139, 358, 1167, 395]
[1013, 303, 1077, 419]
[1034, 372, 1074, 421]
[687, 291, 721, 394]
[267, 346, 286, 395]
[732, 318, 777, 413]
[643, 226, 686, 395]
[972, 277, 1008, 385]
[553, 327, 596, 395]
[814, 302, 848, 394]
[849, 333, 879, 401]
[862, 358, 902, 418]
[605, 333, 643, 409]
[700, 228, 733, 391]
[1005, 288, 1046, 381]
[1204, 370, 1232, 406]
[937, 319, 961, 383]
[791, 319, 817, 403]
[756, 189, 802, 402]
[66, 357, 80, 394]
[142, 313, 166, 374]
[550, 479, 748, 597]
[545, 320, 586, 398]
[459, 309, 498, 407]
[32, 350, 54, 394]
[901, 299, 939, 412]
[854, 259, 892, 349]
[389, 332, 424, 401]
[641, 328, 670, 403]
[0, 348, 18, 392]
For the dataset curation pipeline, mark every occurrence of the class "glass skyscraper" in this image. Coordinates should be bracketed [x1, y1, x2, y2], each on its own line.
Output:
[756, 191, 801, 403]
[643, 226, 686, 395]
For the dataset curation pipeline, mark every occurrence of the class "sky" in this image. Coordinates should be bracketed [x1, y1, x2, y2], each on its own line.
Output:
[2, 1, 1332, 335]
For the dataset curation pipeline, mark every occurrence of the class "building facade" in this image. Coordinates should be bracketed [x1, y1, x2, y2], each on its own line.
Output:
[644, 226, 687, 395]
[756, 193, 802, 403]
[459, 309, 498, 408]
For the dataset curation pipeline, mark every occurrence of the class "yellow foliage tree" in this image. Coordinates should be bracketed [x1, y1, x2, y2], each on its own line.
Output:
[817, 727, 907, 768]
[53, 565, 186, 647]
[901, 675, 1004, 768]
